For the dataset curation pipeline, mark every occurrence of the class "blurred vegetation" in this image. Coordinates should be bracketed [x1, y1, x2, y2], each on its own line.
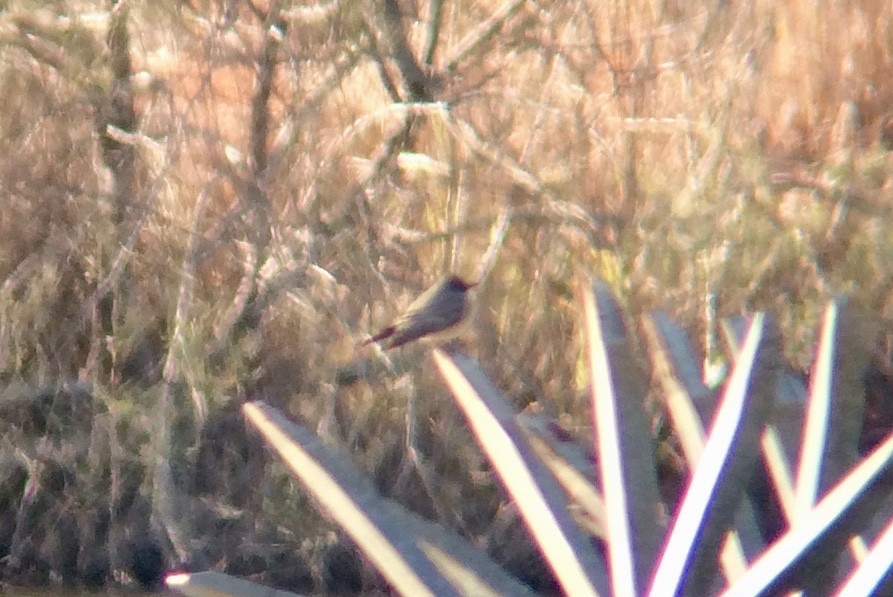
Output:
[0, 0, 892, 592]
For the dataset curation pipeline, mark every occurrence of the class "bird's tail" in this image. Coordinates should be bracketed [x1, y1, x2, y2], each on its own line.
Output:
[361, 326, 395, 346]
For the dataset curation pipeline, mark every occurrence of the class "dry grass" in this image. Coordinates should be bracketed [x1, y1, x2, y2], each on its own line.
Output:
[1, 0, 892, 591]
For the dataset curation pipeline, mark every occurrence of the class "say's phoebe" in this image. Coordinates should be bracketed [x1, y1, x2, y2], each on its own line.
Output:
[363, 275, 477, 349]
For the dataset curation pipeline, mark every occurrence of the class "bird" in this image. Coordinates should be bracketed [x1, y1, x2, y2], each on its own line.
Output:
[362, 274, 477, 350]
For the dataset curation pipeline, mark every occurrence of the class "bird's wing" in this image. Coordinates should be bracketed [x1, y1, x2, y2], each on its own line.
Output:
[385, 312, 452, 348]
[385, 287, 465, 348]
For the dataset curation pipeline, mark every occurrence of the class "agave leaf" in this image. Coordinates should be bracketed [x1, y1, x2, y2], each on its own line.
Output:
[641, 311, 715, 462]
[642, 311, 765, 579]
[835, 511, 893, 596]
[517, 409, 607, 539]
[796, 299, 870, 514]
[792, 300, 871, 592]
[242, 401, 535, 597]
[432, 350, 609, 597]
[725, 301, 876, 591]
[648, 313, 780, 596]
[721, 315, 807, 464]
[721, 314, 799, 533]
[758, 425, 797, 520]
[583, 281, 663, 596]
[166, 570, 302, 597]
[722, 430, 893, 596]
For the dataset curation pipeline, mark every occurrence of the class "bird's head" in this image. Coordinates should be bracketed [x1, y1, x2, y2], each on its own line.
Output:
[446, 275, 477, 291]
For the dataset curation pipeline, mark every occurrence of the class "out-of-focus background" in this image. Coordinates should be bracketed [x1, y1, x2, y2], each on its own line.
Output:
[1, 0, 892, 593]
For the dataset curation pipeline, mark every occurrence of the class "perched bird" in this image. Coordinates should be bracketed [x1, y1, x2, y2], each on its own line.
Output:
[363, 274, 477, 350]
